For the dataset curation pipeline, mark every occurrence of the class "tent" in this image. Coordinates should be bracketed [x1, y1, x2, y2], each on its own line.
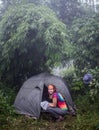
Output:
[14, 72, 76, 119]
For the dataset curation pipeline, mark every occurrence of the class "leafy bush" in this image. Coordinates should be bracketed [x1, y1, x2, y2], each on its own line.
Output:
[0, 82, 16, 115]
[0, 3, 72, 87]
[63, 66, 99, 102]
[73, 95, 99, 130]
[82, 67, 99, 102]
[72, 14, 99, 70]
[0, 90, 15, 115]
[0, 82, 16, 129]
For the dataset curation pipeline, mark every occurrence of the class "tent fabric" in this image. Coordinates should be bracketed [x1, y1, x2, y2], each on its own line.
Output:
[14, 72, 76, 119]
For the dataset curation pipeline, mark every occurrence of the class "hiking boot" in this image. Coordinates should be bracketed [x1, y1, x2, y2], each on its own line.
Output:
[56, 116, 64, 122]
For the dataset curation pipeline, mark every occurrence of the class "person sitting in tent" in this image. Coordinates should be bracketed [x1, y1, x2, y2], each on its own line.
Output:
[41, 84, 69, 122]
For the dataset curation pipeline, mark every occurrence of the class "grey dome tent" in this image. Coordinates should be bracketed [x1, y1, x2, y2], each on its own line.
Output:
[14, 72, 76, 119]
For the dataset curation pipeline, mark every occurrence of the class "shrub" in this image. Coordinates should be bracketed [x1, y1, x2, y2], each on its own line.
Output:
[63, 67, 99, 101]
[0, 82, 16, 116]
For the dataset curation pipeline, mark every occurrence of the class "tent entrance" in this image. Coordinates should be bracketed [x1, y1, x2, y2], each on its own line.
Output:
[42, 85, 51, 102]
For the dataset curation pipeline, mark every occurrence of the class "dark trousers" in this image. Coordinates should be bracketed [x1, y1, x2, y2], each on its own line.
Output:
[45, 106, 68, 119]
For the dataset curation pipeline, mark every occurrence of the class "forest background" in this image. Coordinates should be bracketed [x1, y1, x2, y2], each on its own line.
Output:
[0, 0, 99, 130]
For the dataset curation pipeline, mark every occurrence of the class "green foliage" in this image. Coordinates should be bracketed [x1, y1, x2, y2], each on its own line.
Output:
[0, 82, 15, 113]
[0, 90, 15, 115]
[49, 0, 98, 16]
[50, 0, 86, 25]
[73, 95, 99, 130]
[71, 14, 99, 70]
[0, 1, 99, 130]
[82, 67, 99, 102]
[0, 3, 72, 86]
[66, 67, 99, 103]
[0, 82, 16, 104]
[1, 0, 95, 27]
[66, 72, 84, 96]
[0, 82, 16, 128]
